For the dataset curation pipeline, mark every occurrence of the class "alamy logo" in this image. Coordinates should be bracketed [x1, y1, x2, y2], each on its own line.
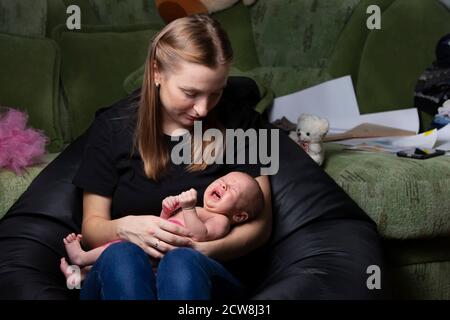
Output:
[366, 265, 381, 290]
[66, 265, 81, 290]
[170, 121, 280, 175]
[366, 5, 381, 30]
[66, 5, 81, 30]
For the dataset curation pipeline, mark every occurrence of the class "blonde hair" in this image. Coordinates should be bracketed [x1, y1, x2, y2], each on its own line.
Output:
[133, 14, 233, 181]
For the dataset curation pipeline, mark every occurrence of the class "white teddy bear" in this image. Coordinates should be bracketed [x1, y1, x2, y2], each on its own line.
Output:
[289, 113, 330, 166]
[437, 99, 450, 116]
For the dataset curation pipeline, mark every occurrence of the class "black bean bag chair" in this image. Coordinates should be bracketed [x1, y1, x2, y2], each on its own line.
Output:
[0, 77, 390, 299]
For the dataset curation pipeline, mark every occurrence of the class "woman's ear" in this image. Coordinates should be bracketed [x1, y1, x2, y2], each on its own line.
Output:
[232, 212, 249, 224]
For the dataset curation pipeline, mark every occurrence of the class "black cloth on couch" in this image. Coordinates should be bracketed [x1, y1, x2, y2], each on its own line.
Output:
[0, 77, 389, 299]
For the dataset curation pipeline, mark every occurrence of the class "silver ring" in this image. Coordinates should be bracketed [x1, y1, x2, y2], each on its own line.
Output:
[153, 239, 160, 249]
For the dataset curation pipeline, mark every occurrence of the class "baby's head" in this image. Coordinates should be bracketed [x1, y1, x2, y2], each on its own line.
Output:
[203, 172, 264, 224]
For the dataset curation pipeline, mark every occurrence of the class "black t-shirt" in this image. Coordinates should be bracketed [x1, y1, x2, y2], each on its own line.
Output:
[72, 90, 264, 219]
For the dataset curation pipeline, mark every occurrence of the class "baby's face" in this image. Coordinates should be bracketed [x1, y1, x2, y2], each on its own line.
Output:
[204, 172, 254, 216]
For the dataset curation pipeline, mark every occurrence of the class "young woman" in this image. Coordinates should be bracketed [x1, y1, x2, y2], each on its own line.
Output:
[72, 14, 272, 300]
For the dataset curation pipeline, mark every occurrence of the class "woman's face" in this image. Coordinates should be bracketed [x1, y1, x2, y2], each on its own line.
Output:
[154, 61, 229, 135]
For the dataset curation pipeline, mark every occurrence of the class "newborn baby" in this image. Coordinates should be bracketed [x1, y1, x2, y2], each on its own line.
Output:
[60, 171, 264, 288]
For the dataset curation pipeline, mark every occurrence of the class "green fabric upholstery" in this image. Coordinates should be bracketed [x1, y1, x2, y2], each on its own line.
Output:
[323, 143, 450, 240]
[0, 0, 47, 37]
[0, 153, 59, 219]
[250, 0, 360, 70]
[0, 33, 63, 152]
[228, 67, 274, 113]
[46, 0, 68, 37]
[384, 238, 450, 267]
[212, 2, 260, 71]
[328, 0, 395, 85]
[53, 24, 159, 139]
[88, 0, 164, 26]
[123, 64, 146, 95]
[61, 0, 101, 25]
[389, 261, 450, 299]
[356, 0, 450, 116]
[235, 66, 332, 98]
[384, 237, 450, 299]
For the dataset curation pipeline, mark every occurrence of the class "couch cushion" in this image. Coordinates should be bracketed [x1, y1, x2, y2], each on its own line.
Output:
[234, 66, 333, 98]
[88, 0, 165, 26]
[389, 261, 450, 299]
[250, 0, 361, 69]
[60, 0, 101, 25]
[356, 0, 450, 115]
[324, 143, 450, 239]
[0, 153, 59, 219]
[211, 2, 260, 71]
[328, 0, 395, 85]
[46, 0, 69, 37]
[384, 237, 450, 267]
[0, 33, 63, 152]
[0, 0, 47, 37]
[52, 23, 160, 139]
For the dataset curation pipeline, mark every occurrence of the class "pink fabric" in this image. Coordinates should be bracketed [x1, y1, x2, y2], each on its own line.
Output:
[103, 239, 123, 247]
[168, 218, 185, 227]
[0, 108, 48, 175]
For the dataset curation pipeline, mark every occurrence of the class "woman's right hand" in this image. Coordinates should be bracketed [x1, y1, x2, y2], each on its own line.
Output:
[117, 215, 193, 259]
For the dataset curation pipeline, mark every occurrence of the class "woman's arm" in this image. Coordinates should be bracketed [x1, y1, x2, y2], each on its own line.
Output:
[81, 192, 118, 248]
[191, 175, 272, 261]
[81, 192, 193, 258]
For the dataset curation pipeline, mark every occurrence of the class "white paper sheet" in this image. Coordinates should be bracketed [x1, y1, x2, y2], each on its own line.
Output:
[437, 142, 450, 152]
[330, 137, 408, 153]
[391, 129, 438, 149]
[334, 125, 450, 154]
[329, 109, 420, 134]
[268, 75, 360, 129]
[437, 123, 450, 142]
[268, 75, 419, 135]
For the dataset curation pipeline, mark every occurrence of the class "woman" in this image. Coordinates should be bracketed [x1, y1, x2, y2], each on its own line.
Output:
[72, 14, 272, 300]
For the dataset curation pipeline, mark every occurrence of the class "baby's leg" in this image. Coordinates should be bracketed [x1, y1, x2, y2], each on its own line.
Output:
[60, 257, 92, 289]
[63, 233, 112, 267]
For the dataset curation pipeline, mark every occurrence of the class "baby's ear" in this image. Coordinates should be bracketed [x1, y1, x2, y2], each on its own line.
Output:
[232, 212, 249, 224]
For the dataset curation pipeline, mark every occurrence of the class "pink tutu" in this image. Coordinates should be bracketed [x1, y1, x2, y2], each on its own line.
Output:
[0, 107, 48, 175]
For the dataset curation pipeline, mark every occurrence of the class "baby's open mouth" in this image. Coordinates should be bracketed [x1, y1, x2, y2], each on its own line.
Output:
[211, 188, 223, 201]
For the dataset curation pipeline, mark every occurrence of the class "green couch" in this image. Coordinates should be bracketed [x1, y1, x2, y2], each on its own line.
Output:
[1, 0, 450, 299]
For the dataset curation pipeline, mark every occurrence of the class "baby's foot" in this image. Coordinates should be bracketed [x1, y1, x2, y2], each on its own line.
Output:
[60, 257, 82, 289]
[63, 233, 85, 266]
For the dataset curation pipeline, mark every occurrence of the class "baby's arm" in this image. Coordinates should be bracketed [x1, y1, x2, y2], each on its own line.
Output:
[176, 189, 209, 241]
[161, 196, 181, 220]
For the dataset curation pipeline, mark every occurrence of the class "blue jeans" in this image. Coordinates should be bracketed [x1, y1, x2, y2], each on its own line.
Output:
[80, 242, 245, 300]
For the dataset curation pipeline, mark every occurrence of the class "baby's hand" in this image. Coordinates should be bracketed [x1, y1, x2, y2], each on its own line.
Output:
[178, 188, 197, 210]
[161, 196, 181, 219]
